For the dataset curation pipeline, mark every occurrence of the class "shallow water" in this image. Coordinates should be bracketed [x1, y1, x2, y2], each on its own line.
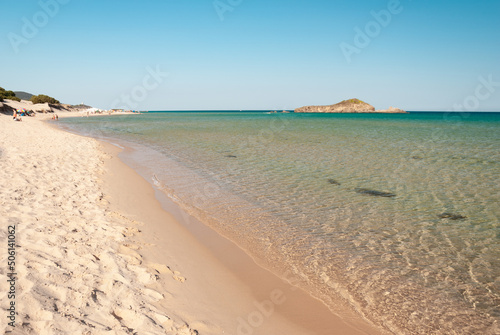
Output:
[60, 112, 500, 334]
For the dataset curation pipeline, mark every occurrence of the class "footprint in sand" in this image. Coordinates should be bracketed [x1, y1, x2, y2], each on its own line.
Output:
[122, 227, 141, 237]
[108, 211, 144, 226]
[122, 243, 141, 250]
[174, 324, 199, 335]
[148, 263, 187, 283]
[118, 244, 143, 265]
[172, 272, 186, 283]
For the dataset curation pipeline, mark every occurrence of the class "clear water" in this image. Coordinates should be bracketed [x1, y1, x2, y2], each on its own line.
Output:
[60, 112, 500, 334]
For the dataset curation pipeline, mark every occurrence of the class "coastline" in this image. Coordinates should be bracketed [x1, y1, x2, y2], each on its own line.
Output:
[0, 113, 385, 334]
[99, 138, 386, 335]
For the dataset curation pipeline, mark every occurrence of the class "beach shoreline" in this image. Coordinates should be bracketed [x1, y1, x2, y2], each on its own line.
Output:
[0, 113, 385, 334]
[97, 133, 386, 335]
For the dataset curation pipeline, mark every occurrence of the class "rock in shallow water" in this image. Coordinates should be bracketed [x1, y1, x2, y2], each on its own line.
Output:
[354, 188, 396, 197]
[327, 179, 341, 185]
[438, 212, 467, 220]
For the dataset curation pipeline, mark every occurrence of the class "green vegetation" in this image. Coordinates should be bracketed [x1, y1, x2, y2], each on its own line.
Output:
[343, 98, 366, 104]
[0, 87, 21, 102]
[72, 103, 91, 109]
[30, 94, 60, 104]
[1, 87, 60, 104]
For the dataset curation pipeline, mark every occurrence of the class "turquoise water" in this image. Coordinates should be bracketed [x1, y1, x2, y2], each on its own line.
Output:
[60, 112, 500, 334]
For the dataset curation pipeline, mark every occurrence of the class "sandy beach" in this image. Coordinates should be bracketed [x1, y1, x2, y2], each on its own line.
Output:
[2, 1, 498, 332]
[0, 112, 385, 335]
[0, 113, 199, 334]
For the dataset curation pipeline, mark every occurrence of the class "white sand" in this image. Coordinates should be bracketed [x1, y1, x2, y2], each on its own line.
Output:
[0, 115, 199, 334]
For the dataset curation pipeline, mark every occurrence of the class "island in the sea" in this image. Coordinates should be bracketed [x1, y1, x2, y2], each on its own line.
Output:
[294, 98, 407, 113]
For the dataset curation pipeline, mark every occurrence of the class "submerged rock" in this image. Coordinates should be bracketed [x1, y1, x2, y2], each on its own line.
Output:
[355, 188, 396, 197]
[327, 179, 341, 185]
[438, 212, 467, 220]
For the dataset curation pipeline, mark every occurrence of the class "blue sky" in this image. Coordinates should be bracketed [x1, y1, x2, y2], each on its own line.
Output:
[1, 0, 499, 110]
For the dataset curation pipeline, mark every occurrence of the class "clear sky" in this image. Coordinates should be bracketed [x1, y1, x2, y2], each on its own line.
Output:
[1, 0, 499, 111]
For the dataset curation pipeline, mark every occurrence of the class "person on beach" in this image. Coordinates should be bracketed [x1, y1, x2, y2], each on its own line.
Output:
[13, 110, 22, 121]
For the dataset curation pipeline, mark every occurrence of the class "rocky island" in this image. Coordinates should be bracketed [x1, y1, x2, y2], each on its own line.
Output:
[294, 99, 407, 113]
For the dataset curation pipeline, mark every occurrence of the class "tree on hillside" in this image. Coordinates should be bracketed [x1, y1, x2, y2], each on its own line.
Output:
[30, 94, 60, 104]
[0, 87, 21, 102]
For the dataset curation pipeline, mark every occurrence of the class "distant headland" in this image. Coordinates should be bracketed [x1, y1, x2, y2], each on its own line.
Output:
[294, 99, 407, 113]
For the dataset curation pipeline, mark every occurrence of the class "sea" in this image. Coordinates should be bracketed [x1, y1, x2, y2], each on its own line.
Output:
[59, 111, 500, 334]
